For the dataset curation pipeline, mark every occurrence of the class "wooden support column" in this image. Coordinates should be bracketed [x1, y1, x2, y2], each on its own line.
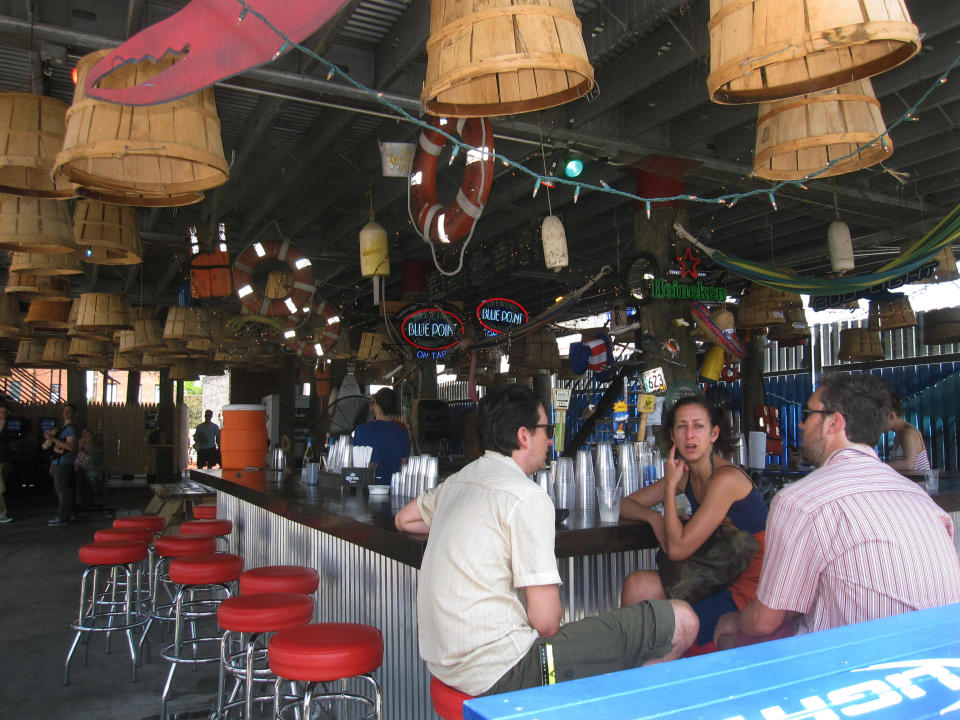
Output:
[156, 368, 174, 480]
[66, 367, 86, 427]
[741, 334, 766, 433]
[126, 371, 140, 406]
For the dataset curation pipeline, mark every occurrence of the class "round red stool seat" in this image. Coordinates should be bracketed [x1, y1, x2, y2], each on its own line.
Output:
[431, 676, 475, 720]
[78, 540, 148, 566]
[240, 565, 320, 595]
[154, 534, 217, 557]
[94, 527, 154, 545]
[179, 519, 233, 537]
[268, 623, 383, 683]
[169, 553, 244, 585]
[217, 592, 314, 633]
[193, 503, 217, 519]
[114, 515, 165, 533]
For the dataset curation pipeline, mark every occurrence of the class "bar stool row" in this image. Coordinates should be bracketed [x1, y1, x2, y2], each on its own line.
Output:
[65, 507, 384, 719]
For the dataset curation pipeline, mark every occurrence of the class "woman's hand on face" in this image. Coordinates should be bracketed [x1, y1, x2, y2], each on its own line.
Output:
[663, 444, 686, 488]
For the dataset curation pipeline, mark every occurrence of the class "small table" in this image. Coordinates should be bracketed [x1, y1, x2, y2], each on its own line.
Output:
[146, 481, 216, 524]
[463, 602, 960, 719]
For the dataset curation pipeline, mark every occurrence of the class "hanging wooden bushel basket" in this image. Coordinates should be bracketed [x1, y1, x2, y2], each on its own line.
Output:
[14, 338, 46, 365]
[422, 0, 594, 118]
[0, 195, 76, 254]
[918, 244, 960, 284]
[68, 336, 111, 358]
[736, 283, 798, 331]
[42, 336, 73, 365]
[922, 308, 960, 346]
[141, 352, 173, 369]
[0, 92, 77, 198]
[73, 201, 142, 264]
[753, 80, 892, 181]
[111, 350, 140, 370]
[163, 306, 210, 341]
[767, 306, 810, 347]
[168, 359, 200, 381]
[124, 318, 165, 352]
[156, 339, 191, 358]
[53, 49, 228, 206]
[4, 271, 72, 300]
[869, 297, 916, 330]
[74, 292, 131, 331]
[24, 299, 71, 331]
[10, 250, 82, 276]
[76, 355, 112, 370]
[838, 327, 884, 361]
[707, 0, 920, 105]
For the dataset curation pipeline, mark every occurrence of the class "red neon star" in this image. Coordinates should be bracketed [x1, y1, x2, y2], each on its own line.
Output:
[676, 247, 702, 279]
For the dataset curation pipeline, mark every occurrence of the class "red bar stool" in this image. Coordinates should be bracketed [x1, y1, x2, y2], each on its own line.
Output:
[193, 503, 218, 519]
[161, 552, 244, 720]
[269, 622, 383, 719]
[239, 565, 320, 596]
[215, 592, 315, 719]
[431, 676, 475, 720]
[65, 540, 149, 685]
[114, 515, 166, 534]
[180, 518, 233, 551]
[94, 527, 154, 545]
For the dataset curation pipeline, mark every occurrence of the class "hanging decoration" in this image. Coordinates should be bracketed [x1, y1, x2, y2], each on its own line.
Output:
[0, 93, 77, 198]
[190, 224, 232, 298]
[476, 298, 528, 336]
[691, 302, 747, 359]
[541, 215, 568, 272]
[232, 238, 314, 317]
[283, 295, 342, 361]
[359, 190, 389, 279]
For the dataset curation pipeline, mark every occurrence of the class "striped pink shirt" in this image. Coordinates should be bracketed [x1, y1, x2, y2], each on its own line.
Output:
[757, 445, 960, 634]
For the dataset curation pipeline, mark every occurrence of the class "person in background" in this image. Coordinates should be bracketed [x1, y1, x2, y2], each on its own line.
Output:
[713, 373, 960, 648]
[0, 404, 12, 523]
[620, 395, 768, 651]
[353, 387, 410, 483]
[885, 393, 931, 472]
[45, 402, 78, 527]
[395, 385, 698, 697]
[194, 409, 220, 469]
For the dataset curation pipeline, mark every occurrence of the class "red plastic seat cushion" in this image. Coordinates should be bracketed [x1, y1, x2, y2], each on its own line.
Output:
[154, 534, 217, 558]
[179, 519, 233, 537]
[268, 623, 383, 683]
[240, 565, 320, 595]
[113, 515, 165, 533]
[94, 527, 154, 545]
[78, 540, 148, 566]
[218, 592, 315, 633]
[169, 552, 244, 585]
[431, 676, 474, 720]
[193, 503, 218, 520]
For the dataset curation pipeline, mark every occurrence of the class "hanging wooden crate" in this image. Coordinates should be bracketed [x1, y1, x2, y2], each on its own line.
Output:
[4, 271, 72, 300]
[42, 336, 73, 365]
[14, 338, 46, 365]
[68, 336, 111, 358]
[74, 292, 131, 331]
[53, 50, 228, 206]
[869, 297, 916, 330]
[838, 327, 883, 361]
[922, 308, 960, 346]
[753, 80, 892, 181]
[10, 249, 82, 276]
[0, 92, 77, 198]
[0, 195, 76, 254]
[24, 298, 71, 331]
[163, 306, 210, 341]
[707, 0, 920, 104]
[422, 0, 594, 118]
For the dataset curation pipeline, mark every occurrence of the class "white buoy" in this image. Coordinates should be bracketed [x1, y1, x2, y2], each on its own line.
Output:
[541, 215, 568, 272]
[359, 219, 389, 277]
[827, 220, 854, 273]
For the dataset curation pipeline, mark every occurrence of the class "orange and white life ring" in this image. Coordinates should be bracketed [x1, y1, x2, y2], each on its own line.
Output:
[408, 115, 494, 245]
[283, 295, 342, 360]
[720, 363, 740, 383]
[233, 238, 315, 317]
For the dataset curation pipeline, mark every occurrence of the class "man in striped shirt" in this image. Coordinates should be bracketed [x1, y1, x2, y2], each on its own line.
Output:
[714, 373, 960, 646]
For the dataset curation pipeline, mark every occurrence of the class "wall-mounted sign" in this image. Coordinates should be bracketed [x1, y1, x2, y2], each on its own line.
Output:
[641, 367, 667, 394]
[400, 306, 465, 354]
[651, 278, 726, 301]
[476, 297, 528, 335]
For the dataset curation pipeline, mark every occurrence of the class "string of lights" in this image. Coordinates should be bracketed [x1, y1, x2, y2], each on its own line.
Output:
[237, 0, 960, 215]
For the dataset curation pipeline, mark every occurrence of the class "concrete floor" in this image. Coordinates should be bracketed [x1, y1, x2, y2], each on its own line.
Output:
[0, 482, 221, 720]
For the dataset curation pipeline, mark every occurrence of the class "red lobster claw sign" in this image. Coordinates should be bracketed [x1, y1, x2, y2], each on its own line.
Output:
[84, 0, 349, 105]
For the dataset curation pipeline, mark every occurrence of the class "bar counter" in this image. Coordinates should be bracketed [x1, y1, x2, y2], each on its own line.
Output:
[191, 467, 660, 720]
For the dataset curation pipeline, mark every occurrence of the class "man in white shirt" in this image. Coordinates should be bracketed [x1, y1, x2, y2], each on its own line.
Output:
[396, 385, 697, 696]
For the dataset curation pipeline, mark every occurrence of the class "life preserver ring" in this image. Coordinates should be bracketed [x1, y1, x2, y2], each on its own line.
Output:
[720, 363, 740, 383]
[233, 239, 315, 317]
[283, 295, 342, 360]
[408, 115, 494, 244]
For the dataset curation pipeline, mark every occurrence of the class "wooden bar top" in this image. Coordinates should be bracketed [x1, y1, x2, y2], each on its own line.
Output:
[191, 467, 658, 568]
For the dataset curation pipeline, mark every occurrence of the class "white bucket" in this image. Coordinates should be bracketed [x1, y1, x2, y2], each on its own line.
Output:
[379, 141, 415, 177]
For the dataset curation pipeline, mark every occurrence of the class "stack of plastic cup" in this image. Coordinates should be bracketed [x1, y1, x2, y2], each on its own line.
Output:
[594, 442, 616, 490]
[575, 447, 596, 515]
[535, 470, 553, 501]
[552, 457, 575, 512]
[617, 443, 639, 496]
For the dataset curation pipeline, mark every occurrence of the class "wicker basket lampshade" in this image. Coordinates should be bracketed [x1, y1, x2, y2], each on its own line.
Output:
[0, 92, 78, 198]
[14, 338, 46, 365]
[4, 271, 73, 300]
[163, 306, 210, 341]
[0, 195, 76, 254]
[53, 50, 228, 206]
[73, 200, 143, 265]
[707, 0, 919, 105]
[74, 292, 131, 331]
[0, 295, 22, 335]
[68, 336, 111, 358]
[869, 297, 916, 330]
[123, 317, 165, 352]
[10, 249, 83, 276]
[42, 336, 73, 365]
[24, 298, 71, 331]
[922, 308, 960, 346]
[767, 306, 811, 347]
[838, 327, 884, 361]
[736, 283, 800, 331]
[920, 244, 960, 284]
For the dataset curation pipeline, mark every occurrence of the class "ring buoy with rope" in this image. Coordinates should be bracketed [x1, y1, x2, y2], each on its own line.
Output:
[408, 115, 494, 245]
[233, 239, 315, 317]
[283, 295, 342, 360]
[720, 363, 740, 383]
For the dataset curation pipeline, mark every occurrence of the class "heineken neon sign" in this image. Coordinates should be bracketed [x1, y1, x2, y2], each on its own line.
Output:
[651, 278, 726, 302]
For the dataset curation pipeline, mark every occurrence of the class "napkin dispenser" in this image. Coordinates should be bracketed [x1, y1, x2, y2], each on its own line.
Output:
[341, 466, 375, 493]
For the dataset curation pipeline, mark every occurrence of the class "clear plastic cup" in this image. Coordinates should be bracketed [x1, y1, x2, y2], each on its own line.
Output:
[596, 486, 622, 523]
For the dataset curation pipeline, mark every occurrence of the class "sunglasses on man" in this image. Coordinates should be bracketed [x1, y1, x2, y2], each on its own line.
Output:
[800, 406, 833, 421]
[531, 423, 555, 439]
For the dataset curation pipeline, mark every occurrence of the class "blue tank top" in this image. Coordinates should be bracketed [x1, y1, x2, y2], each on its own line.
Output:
[685, 466, 768, 534]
